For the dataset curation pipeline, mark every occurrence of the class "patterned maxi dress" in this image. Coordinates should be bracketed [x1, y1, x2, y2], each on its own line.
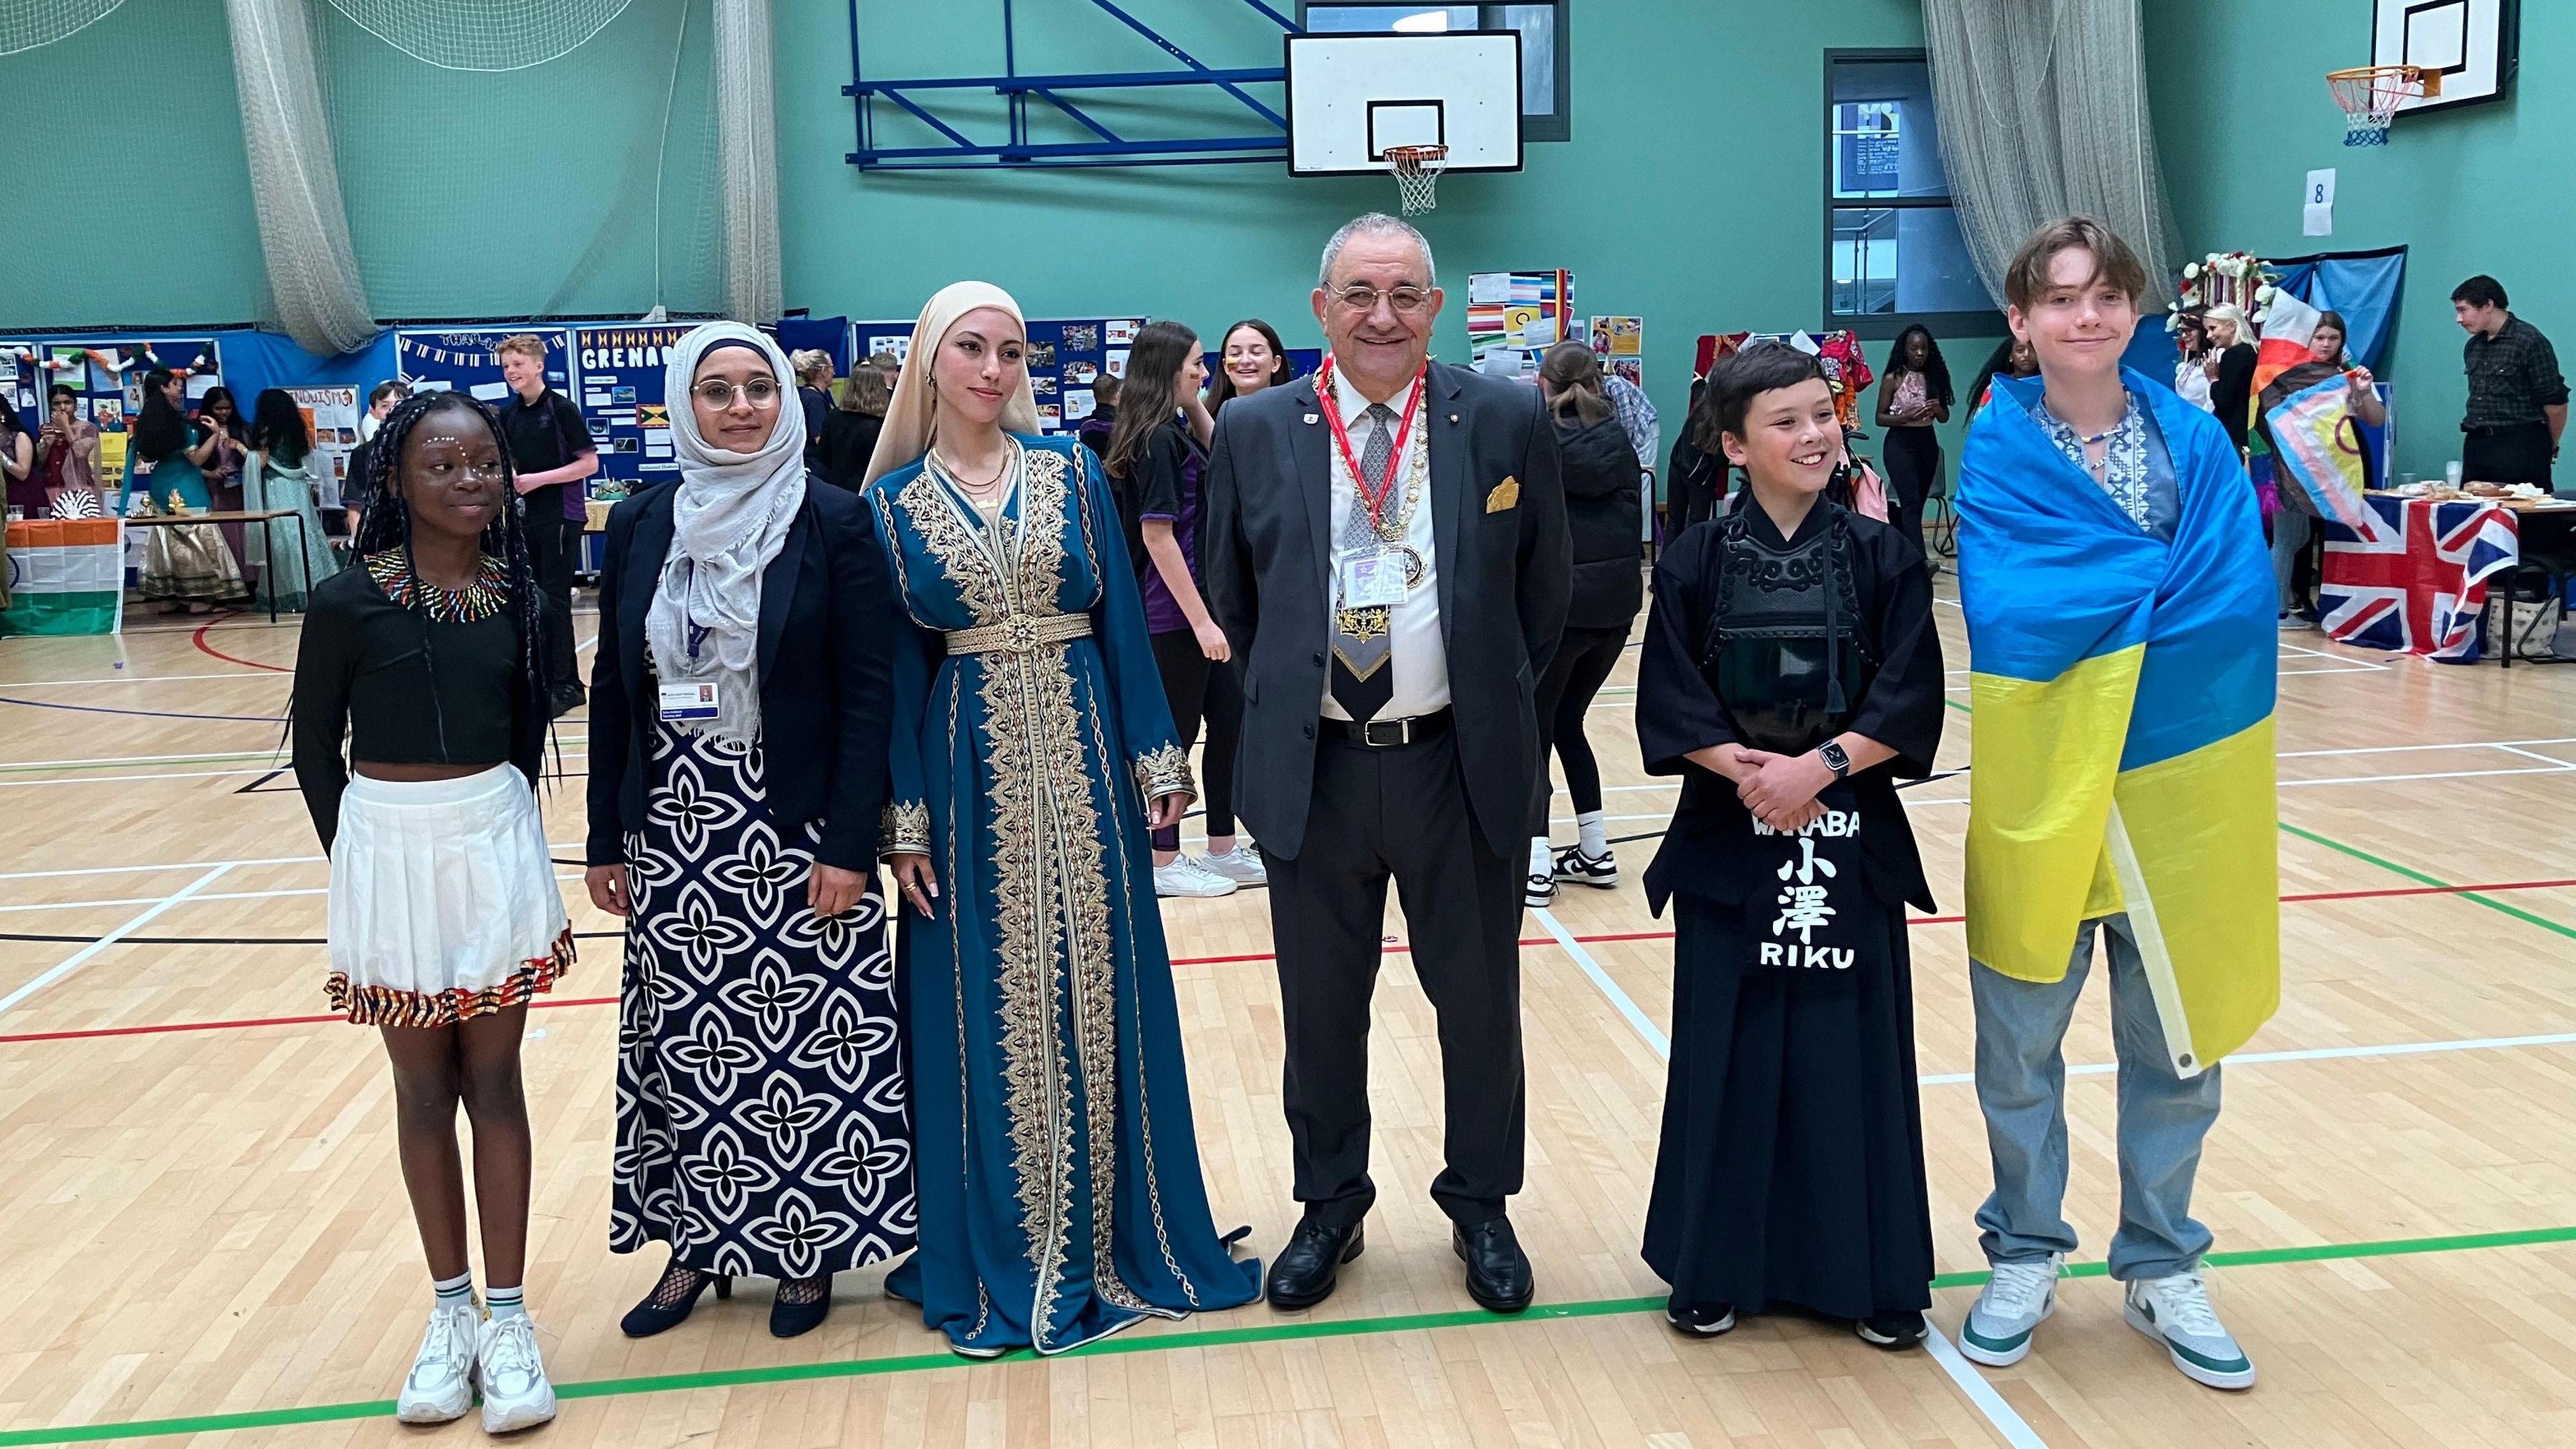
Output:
[865, 434, 1261, 1355]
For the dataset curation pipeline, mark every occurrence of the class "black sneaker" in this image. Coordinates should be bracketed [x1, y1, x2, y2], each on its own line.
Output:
[1665, 1298, 1735, 1337]
[1856, 1309, 1927, 1348]
[1552, 843, 1619, 889]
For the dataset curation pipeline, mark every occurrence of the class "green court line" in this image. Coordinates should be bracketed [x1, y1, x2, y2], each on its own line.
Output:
[7, 1224, 2573, 1447]
[1939, 697, 2573, 939]
[2281, 821, 2576, 941]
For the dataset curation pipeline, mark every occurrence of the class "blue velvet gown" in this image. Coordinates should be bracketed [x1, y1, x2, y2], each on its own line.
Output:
[865, 434, 1261, 1356]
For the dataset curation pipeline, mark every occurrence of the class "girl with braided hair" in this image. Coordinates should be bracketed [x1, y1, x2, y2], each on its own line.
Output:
[290, 389, 565, 1433]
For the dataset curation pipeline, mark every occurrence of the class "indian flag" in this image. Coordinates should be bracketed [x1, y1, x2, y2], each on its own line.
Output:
[3, 519, 125, 636]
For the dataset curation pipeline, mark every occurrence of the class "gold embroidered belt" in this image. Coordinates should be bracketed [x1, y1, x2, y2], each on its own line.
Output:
[943, 612, 1093, 656]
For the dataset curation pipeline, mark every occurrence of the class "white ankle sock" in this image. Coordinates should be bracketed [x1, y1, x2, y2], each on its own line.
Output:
[484, 1285, 527, 1324]
[1528, 837, 1552, 876]
[1576, 811, 1609, 857]
[433, 1271, 475, 1311]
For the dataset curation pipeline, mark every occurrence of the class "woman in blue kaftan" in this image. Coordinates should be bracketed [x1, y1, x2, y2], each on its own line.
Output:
[863, 282, 1260, 1357]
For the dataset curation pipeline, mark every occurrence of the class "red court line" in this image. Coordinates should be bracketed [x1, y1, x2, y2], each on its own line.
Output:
[3, 877, 2565, 1048]
[191, 616, 293, 674]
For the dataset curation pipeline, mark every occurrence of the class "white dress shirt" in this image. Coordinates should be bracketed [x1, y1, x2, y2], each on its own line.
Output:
[1322, 362, 1450, 720]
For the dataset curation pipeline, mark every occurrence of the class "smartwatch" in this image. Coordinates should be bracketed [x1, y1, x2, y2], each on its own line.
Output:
[1817, 740, 1852, 780]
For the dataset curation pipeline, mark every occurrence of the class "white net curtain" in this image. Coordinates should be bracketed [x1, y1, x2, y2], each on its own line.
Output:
[0, 0, 782, 344]
[1921, 0, 2186, 312]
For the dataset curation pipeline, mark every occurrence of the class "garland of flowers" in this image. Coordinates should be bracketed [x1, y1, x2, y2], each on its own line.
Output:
[365, 547, 511, 623]
[2169, 251, 2283, 333]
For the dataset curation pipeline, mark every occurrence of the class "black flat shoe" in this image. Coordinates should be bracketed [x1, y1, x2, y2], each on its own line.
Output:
[770, 1274, 832, 1338]
[1665, 1299, 1736, 1337]
[1856, 1309, 1927, 1348]
[620, 1259, 731, 1338]
[1454, 1218, 1534, 1314]
[1265, 1216, 1364, 1310]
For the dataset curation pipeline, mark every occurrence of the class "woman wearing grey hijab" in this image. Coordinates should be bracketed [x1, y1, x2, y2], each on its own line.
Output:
[583, 321, 914, 1340]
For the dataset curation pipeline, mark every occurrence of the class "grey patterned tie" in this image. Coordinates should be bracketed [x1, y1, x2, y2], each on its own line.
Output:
[1330, 403, 1399, 722]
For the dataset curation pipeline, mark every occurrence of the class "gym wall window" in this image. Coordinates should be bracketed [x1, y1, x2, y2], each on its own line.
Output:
[1823, 50, 1996, 339]
[1299, 3, 1571, 142]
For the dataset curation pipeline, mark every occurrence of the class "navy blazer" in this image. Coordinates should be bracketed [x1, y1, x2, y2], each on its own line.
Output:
[585, 473, 898, 871]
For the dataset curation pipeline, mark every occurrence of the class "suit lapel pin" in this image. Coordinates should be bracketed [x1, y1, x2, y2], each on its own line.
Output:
[1449, 413, 1460, 424]
[1304, 413, 1320, 425]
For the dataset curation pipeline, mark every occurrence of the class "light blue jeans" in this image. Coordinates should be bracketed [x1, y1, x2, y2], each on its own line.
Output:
[1971, 914, 2223, 1281]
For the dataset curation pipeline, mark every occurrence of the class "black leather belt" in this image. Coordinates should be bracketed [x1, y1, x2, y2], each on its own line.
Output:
[1321, 708, 1452, 747]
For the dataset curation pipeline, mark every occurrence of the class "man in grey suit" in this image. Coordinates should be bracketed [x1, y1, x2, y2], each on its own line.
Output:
[1204, 213, 1570, 1314]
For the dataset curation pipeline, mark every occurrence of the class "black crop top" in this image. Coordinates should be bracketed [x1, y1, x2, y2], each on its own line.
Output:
[291, 553, 543, 849]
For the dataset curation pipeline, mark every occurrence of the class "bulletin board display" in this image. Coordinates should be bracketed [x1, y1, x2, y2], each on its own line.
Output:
[1466, 270, 1574, 379]
[286, 385, 365, 511]
[851, 319, 1320, 431]
[572, 324, 693, 499]
[394, 327, 576, 407]
[855, 317, 1146, 434]
[1, 335, 223, 499]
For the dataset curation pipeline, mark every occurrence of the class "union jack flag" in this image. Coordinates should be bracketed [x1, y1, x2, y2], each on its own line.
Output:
[2319, 496, 2519, 661]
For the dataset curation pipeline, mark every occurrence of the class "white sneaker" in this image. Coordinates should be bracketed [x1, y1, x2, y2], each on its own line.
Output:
[2277, 611, 2318, 631]
[1154, 855, 1238, 898]
[1201, 843, 1268, 885]
[394, 1300, 479, 1424]
[2125, 1271, 2256, 1390]
[1957, 1254, 2060, 1366]
[476, 1315, 558, 1433]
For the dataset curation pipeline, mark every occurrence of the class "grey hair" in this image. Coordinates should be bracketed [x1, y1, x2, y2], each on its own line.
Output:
[1319, 213, 1437, 292]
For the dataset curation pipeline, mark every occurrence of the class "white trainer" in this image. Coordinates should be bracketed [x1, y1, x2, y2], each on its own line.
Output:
[1153, 855, 1238, 899]
[476, 1315, 558, 1434]
[1201, 843, 1268, 885]
[2125, 1270, 2257, 1390]
[1957, 1254, 2061, 1366]
[394, 1299, 479, 1424]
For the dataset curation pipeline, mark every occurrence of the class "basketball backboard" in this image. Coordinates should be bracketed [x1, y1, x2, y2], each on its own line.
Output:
[2371, 0, 2517, 115]
[1285, 31, 1523, 175]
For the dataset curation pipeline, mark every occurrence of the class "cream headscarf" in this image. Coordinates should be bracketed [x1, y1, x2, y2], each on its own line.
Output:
[646, 321, 809, 745]
[861, 280, 1044, 487]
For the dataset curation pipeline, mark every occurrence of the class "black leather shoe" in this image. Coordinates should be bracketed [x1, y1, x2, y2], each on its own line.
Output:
[1454, 1218, 1534, 1313]
[1265, 1216, 1364, 1309]
[769, 1273, 832, 1338]
[619, 1259, 731, 1338]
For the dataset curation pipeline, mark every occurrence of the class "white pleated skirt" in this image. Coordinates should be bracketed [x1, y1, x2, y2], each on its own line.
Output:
[325, 765, 572, 1027]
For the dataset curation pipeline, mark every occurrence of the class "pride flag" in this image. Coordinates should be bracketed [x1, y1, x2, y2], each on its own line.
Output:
[1957, 372, 2280, 1077]
[2266, 373, 2387, 541]
[2, 518, 125, 636]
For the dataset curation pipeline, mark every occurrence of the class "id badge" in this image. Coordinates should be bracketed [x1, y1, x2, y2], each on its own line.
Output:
[658, 680, 720, 722]
[1338, 547, 1407, 609]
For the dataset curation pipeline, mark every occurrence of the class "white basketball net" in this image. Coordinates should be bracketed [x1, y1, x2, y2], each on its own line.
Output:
[2328, 67, 2424, 147]
[1387, 146, 1448, 216]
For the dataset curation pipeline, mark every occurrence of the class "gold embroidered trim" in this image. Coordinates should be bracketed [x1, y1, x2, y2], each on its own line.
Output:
[945, 612, 1092, 656]
[1132, 743, 1195, 804]
[880, 799, 932, 857]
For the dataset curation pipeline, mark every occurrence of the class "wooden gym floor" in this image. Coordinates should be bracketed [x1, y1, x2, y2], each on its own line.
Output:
[4, 582, 2575, 1448]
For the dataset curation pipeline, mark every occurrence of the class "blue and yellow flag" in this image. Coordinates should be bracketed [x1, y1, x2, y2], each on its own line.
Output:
[1957, 370, 2279, 1077]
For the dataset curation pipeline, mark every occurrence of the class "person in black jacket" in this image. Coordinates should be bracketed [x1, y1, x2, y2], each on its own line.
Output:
[582, 323, 912, 1343]
[290, 390, 565, 1432]
[1526, 341, 1646, 905]
[816, 351, 893, 489]
[2202, 305, 2258, 458]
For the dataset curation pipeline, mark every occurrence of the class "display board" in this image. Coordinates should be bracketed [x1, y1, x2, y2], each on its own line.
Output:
[1, 335, 223, 499]
[1466, 270, 1574, 378]
[855, 316, 1148, 434]
[573, 324, 692, 500]
[286, 384, 365, 511]
[395, 327, 575, 407]
[1588, 315, 1644, 388]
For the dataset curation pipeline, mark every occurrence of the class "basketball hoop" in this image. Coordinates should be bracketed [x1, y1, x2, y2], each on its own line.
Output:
[1384, 144, 1449, 215]
[2327, 64, 2438, 146]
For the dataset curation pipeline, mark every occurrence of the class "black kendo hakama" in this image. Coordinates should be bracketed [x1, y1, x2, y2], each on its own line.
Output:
[1634, 500, 1946, 1322]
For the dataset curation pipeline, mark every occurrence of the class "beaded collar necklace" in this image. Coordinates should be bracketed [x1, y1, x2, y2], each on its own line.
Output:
[366, 547, 509, 624]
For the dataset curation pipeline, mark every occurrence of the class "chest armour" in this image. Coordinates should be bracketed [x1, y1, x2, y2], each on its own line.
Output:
[1701, 511, 1872, 756]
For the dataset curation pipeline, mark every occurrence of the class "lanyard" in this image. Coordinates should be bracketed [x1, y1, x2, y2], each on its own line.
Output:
[1316, 358, 1426, 536]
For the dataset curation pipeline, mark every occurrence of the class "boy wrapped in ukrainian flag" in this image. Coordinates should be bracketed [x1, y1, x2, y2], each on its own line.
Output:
[1951, 216, 2278, 1392]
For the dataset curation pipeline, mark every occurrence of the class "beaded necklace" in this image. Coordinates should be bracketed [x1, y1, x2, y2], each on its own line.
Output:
[366, 547, 510, 623]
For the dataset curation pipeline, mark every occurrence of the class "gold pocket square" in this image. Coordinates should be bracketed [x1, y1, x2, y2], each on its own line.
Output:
[1486, 477, 1520, 513]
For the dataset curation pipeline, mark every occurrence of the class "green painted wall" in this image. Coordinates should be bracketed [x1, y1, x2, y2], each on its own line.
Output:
[7, 0, 2002, 483]
[2146, 0, 2570, 480]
